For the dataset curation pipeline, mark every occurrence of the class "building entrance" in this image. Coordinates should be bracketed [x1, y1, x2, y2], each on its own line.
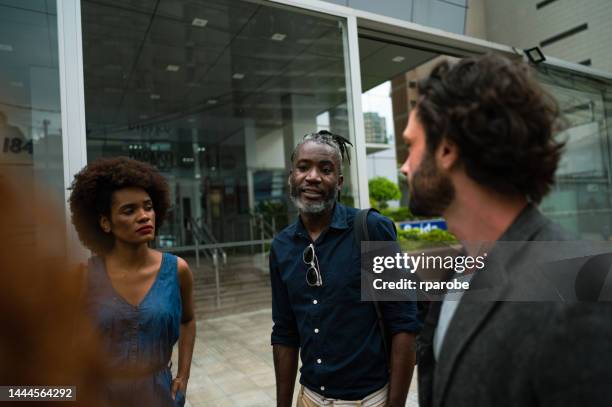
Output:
[81, 0, 358, 252]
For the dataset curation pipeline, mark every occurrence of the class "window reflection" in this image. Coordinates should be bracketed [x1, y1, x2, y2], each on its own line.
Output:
[82, 0, 354, 249]
[359, 34, 612, 239]
[538, 68, 612, 239]
[0, 0, 64, 248]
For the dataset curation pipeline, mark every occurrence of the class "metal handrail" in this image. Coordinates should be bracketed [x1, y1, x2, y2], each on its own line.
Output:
[258, 215, 276, 238]
[188, 217, 227, 267]
[199, 221, 228, 265]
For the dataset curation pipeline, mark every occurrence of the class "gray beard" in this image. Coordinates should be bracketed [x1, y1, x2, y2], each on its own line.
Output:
[289, 184, 336, 214]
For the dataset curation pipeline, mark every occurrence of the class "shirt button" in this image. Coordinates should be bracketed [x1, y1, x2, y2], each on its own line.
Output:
[313, 299, 318, 304]
[317, 358, 322, 364]
[320, 386, 325, 391]
[314, 328, 319, 334]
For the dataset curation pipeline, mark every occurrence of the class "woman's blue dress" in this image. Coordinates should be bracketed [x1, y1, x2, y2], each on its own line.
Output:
[86, 252, 185, 406]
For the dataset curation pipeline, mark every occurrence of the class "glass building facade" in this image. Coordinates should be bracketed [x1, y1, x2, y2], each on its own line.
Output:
[2, 0, 611, 257]
[0, 0, 66, 254]
[80, 0, 357, 249]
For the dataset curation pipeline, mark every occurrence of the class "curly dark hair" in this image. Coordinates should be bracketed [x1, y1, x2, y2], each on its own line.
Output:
[69, 157, 170, 255]
[416, 53, 565, 203]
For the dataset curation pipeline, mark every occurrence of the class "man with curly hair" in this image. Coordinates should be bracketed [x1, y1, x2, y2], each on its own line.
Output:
[69, 157, 195, 407]
[400, 54, 612, 406]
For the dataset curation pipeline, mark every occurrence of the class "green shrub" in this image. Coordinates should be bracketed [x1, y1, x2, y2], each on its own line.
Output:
[380, 207, 414, 222]
[368, 177, 401, 209]
[397, 228, 422, 241]
[417, 228, 457, 242]
[397, 227, 457, 251]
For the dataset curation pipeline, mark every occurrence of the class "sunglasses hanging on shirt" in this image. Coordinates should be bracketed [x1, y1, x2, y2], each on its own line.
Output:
[303, 243, 323, 287]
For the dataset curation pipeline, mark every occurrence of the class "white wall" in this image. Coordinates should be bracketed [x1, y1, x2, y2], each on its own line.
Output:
[322, 0, 467, 35]
[469, 0, 612, 73]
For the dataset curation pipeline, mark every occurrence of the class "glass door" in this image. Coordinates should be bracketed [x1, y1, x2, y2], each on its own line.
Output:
[80, 0, 357, 251]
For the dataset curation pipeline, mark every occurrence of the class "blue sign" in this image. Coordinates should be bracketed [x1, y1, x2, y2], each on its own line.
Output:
[398, 219, 447, 232]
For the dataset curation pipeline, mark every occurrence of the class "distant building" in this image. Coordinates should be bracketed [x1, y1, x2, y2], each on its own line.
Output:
[466, 0, 612, 73]
[364, 112, 387, 144]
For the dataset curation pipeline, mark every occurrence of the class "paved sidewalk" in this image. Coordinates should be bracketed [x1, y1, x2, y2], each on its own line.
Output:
[173, 308, 419, 407]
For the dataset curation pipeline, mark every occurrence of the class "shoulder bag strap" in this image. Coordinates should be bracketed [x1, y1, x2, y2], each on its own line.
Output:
[354, 208, 390, 359]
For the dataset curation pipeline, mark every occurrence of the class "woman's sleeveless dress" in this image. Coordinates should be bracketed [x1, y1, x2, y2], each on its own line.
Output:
[86, 252, 185, 406]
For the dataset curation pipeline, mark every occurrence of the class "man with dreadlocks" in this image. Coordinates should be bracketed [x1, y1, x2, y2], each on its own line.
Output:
[270, 130, 421, 407]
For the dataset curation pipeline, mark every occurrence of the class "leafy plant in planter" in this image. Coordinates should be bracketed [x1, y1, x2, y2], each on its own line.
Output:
[380, 207, 414, 222]
[397, 228, 457, 251]
[368, 177, 401, 209]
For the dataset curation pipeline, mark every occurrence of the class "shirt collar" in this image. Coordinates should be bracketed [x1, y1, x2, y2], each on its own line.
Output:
[291, 202, 349, 237]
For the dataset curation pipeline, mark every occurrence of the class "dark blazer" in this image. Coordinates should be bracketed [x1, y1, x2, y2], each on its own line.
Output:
[417, 204, 612, 407]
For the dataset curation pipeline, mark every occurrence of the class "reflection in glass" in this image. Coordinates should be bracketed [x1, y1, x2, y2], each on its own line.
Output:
[538, 68, 612, 239]
[358, 35, 446, 212]
[358, 34, 612, 239]
[0, 0, 64, 248]
[82, 0, 353, 249]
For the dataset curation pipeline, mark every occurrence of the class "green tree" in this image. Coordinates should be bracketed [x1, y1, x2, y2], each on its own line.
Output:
[368, 176, 401, 209]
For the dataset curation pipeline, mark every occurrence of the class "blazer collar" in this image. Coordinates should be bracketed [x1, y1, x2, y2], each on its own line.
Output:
[432, 203, 550, 406]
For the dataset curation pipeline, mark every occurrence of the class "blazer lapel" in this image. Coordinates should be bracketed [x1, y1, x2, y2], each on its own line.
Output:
[432, 204, 551, 406]
[431, 274, 506, 406]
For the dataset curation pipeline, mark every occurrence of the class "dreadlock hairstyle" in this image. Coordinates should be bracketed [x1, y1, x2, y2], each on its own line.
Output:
[291, 130, 353, 174]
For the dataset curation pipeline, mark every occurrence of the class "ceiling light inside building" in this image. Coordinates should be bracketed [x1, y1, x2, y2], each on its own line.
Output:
[0, 43, 13, 52]
[232, 73, 245, 80]
[150, 94, 160, 100]
[166, 64, 180, 72]
[271, 33, 286, 41]
[392, 56, 405, 63]
[207, 99, 218, 105]
[187, 118, 196, 123]
[139, 114, 148, 119]
[192, 18, 208, 27]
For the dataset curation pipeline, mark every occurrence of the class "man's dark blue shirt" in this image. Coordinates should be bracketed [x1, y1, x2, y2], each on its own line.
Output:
[270, 203, 422, 400]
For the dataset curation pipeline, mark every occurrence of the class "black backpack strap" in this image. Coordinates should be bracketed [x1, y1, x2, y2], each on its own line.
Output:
[354, 208, 374, 242]
[354, 208, 390, 360]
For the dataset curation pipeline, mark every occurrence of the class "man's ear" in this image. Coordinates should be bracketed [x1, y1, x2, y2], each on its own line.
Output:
[99, 215, 111, 233]
[337, 174, 344, 190]
[437, 137, 459, 170]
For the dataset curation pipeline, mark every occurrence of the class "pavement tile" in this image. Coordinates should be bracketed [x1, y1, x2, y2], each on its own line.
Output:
[178, 308, 418, 406]
[229, 389, 272, 406]
[216, 377, 259, 395]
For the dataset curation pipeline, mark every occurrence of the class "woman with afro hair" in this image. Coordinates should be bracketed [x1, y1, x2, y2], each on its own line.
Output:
[69, 156, 195, 406]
